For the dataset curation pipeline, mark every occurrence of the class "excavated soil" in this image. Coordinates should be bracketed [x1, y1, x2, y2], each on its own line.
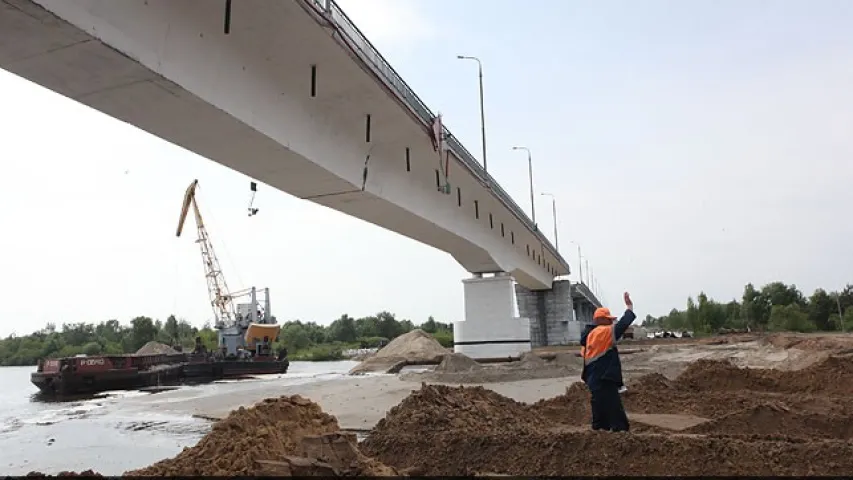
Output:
[125, 395, 394, 476]
[401, 351, 579, 384]
[66, 349, 853, 476]
[434, 353, 484, 373]
[372, 383, 547, 435]
[362, 354, 853, 476]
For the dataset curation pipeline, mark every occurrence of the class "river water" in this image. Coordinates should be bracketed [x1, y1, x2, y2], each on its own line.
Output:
[0, 361, 358, 475]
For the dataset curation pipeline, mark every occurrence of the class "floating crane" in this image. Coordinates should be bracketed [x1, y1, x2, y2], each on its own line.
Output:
[175, 179, 281, 359]
[176, 179, 236, 328]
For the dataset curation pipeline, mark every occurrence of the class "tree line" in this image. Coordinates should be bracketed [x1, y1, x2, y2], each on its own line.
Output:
[643, 281, 853, 334]
[0, 311, 453, 366]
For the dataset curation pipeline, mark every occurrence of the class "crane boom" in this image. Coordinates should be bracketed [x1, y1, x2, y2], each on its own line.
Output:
[176, 179, 235, 327]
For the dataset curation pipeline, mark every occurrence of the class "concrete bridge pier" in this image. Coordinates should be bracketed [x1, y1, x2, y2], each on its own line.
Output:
[453, 273, 532, 359]
[454, 275, 601, 357]
[515, 279, 580, 348]
[574, 301, 595, 325]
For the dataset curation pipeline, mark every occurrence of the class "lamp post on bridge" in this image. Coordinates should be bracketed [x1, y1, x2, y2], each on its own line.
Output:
[511, 146, 535, 225]
[456, 55, 488, 175]
[570, 241, 583, 286]
[540, 192, 558, 252]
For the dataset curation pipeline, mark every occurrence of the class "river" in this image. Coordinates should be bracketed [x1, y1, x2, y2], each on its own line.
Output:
[0, 360, 358, 475]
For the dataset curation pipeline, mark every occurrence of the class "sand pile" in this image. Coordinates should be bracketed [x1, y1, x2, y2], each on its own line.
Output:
[517, 351, 547, 368]
[661, 356, 853, 396]
[549, 352, 583, 367]
[126, 395, 393, 476]
[135, 341, 178, 356]
[434, 353, 484, 373]
[349, 330, 448, 374]
[369, 384, 545, 436]
[364, 429, 853, 476]
[763, 333, 853, 352]
[529, 382, 590, 425]
[686, 402, 853, 439]
[673, 358, 782, 392]
[363, 353, 853, 475]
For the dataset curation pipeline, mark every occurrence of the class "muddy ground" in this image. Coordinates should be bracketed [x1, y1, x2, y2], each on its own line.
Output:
[361, 353, 853, 476]
[49, 332, 853, 476]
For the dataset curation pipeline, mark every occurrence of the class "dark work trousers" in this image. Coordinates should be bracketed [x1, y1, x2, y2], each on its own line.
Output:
[590, 382, 630, 432]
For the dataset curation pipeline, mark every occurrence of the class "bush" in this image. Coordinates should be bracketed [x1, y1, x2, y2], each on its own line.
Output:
[357, 336, 389, 348]
[82, 342, 102, 355]
[432, 330, 453, 348]
[289, 345, 344, 361]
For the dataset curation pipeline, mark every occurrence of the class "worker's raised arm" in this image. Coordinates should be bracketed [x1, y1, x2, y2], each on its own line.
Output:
[613, 291, 637, 340]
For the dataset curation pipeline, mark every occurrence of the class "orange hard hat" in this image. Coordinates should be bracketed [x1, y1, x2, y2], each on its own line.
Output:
[593, 307, 617, 321]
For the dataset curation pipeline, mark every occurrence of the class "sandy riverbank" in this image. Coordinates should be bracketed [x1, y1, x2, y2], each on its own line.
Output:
[125, 334, 831, 431]
[34, 332, 853, 476]
[127, 373, 576, 430]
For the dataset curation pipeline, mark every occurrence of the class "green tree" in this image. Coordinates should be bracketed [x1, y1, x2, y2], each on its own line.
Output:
[82, 342, 102, 355]
[327, 314, 358, 343]
[768, 304, 815, 333]
[280, 322, 311, 351]
[129, 316, 158, 351]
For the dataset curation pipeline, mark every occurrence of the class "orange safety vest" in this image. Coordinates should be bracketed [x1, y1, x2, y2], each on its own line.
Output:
[581, 325, 616, 365]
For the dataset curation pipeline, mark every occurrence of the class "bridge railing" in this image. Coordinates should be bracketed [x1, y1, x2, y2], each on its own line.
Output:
[573, 282, 602, 308]
[306, 0, 568, 271]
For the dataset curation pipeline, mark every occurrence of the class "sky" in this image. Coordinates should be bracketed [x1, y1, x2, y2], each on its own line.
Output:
[1, 0, 853, 336]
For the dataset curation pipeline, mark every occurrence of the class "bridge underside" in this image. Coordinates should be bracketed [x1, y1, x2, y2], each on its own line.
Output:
[0, 0, 565, 290]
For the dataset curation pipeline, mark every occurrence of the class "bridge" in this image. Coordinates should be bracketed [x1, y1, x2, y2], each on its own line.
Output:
[0, 0, 602, 357]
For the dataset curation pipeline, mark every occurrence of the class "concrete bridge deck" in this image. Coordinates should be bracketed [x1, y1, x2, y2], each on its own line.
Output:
[0, 0, 603, 353]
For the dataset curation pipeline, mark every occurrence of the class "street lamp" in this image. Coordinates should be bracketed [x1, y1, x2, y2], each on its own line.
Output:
[456, 55, 487, 174]
[570, 241, 583, 285]
[512, 146, 535, 224]
[540, 193, 558, 252]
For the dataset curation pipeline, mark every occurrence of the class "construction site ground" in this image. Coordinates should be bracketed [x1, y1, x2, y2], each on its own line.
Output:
[109, 332, 853, 476]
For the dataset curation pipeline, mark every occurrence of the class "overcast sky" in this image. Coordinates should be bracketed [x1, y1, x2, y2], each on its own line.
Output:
[1, 0, 852, 336]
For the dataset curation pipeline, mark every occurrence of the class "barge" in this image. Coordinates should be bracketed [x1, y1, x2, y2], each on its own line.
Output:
[32, 353, 186, 396]
[31, 287, 290, 396]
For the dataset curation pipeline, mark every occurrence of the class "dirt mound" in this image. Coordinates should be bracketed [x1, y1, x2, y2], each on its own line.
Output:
[529, 381, 590, 425]
[368, 384, 545, 438]
[630, 372, 673, 390]
[135, 341, 178, 356]
[518, 351, 547, 368]
[687, 402, 853, 439]
[125, 395, 371, 476]
[673, 359, 781, 392]
[350, 330, 448, 374]
[784, 355, 853, 394]
[549, 352, 582, 367]
[363, 429, 853, 476]
[668, 356, 853, 396]
[434, 353, 484, 373]
[763, 333, 853, 352]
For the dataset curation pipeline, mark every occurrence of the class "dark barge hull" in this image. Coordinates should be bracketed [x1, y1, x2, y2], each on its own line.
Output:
[31, 364, 184, 396]
[182, 358, 290, 380]
[32, 357, 289, 396]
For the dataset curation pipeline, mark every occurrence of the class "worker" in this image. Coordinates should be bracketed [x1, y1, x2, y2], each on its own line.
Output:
[579, 291, 636, 432]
